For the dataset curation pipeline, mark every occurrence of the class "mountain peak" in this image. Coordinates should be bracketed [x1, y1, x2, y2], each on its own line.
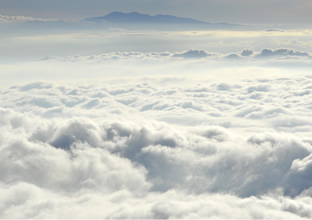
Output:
[84, 12, 243, 30]
[85, 11, 208, 25]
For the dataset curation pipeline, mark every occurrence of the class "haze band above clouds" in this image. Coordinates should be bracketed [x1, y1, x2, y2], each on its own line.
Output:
[1, 74, 312, 218]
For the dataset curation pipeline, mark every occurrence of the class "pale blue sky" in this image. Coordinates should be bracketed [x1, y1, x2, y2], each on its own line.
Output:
[0, 0, 311, 25]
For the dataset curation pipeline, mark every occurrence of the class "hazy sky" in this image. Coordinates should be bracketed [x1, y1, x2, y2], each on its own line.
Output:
[0, 0, 311, 25]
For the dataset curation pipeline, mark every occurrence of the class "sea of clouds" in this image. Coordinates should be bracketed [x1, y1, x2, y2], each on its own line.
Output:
[40, 48, 312, 61]
[1, 54, 312, 218]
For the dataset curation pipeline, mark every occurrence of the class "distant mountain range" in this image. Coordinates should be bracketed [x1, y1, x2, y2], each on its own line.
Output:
[85, 12, 241, 29]
[1, 11, 244, 31]
[86, 12, 207, 24]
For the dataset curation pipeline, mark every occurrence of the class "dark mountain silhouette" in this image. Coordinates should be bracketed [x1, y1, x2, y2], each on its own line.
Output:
[86, 12, 208, 24]
[85, 12, 242, 29]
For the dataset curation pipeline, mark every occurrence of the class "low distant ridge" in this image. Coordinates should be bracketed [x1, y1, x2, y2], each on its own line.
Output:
[85, 11, 209, 25]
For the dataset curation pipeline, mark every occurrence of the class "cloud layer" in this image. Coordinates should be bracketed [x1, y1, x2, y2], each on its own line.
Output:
[40, 48, 311, 63]
[0, 14, 52, 24]
[1, 74, 312, 218]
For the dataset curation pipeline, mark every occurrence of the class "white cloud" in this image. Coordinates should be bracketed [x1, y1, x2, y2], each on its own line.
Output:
[172, 49, 216, 59]
[257, 48, 310, 58]
[1, 182, 312, 218]
[1, 18, 312, 218]
[0, 15, 51, 24]
[241, 49, 254, 56]
[1, 73, 312, 217]
[37, 48, 311, 63]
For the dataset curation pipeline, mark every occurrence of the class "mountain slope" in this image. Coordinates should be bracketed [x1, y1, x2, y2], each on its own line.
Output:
[85, 12, 209, 25]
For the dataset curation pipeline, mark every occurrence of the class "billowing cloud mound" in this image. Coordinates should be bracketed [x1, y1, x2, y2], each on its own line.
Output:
[241, 49, 254, 56]
[173, 49, 214, 58]
[39, 48, 311, 63]
[257, 48, 310, 58]
[1, 75, 312, 218]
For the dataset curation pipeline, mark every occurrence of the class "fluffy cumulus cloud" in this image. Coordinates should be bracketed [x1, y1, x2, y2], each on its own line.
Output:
[257, 48, 310, 58]
[172, 49, 215, 59]
[1, 74, 312, 218]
